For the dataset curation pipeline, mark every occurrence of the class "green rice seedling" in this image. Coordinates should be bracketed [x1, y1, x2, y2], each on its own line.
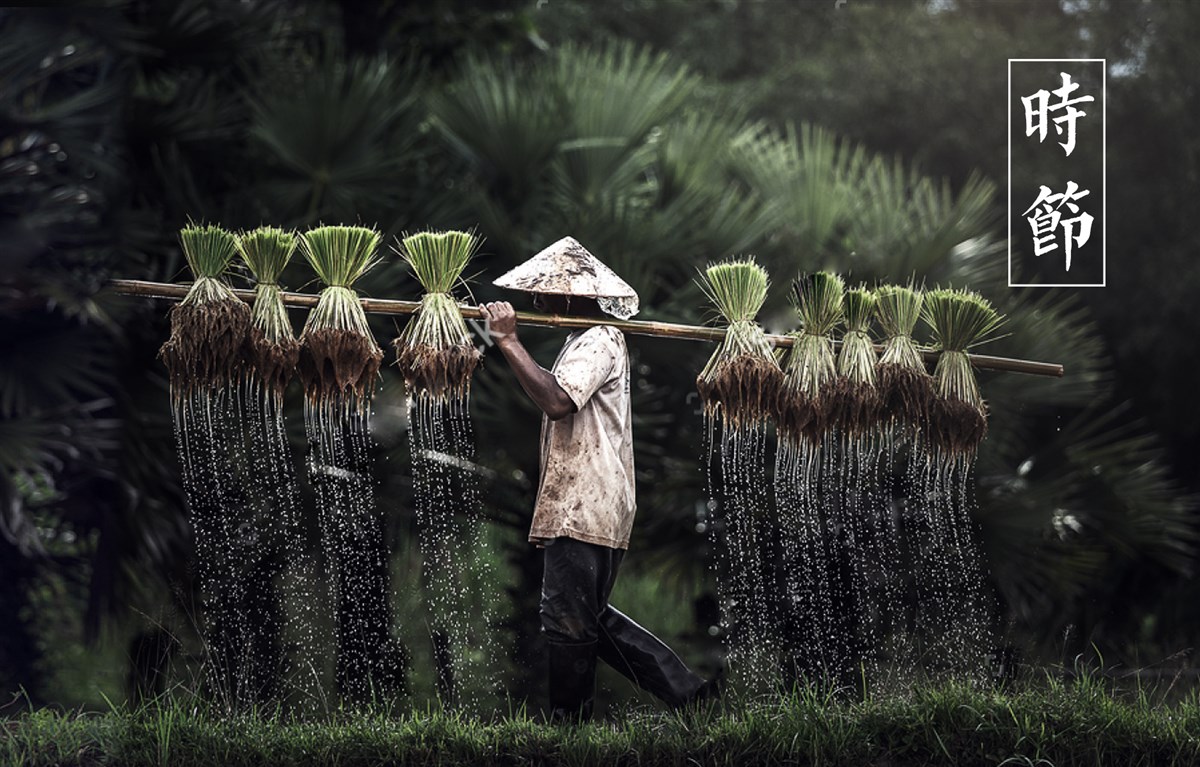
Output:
[695, 258, 783, 430]
[393, 230, 483, 402]
[776, 272, 844, 444]
[829, 286, 881, 435]
[875, 283, 935, 437]
[921, 288, 1005, 457]
[158, 223, 251, 398]
[237, 227, 300, 398]
[297, 225, 384, 409]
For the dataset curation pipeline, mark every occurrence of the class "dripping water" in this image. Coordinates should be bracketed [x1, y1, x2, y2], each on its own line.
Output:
[408, 392, 499, 712]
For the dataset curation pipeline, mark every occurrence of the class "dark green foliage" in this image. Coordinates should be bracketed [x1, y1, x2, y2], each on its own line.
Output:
[6, 0, 1200, 711]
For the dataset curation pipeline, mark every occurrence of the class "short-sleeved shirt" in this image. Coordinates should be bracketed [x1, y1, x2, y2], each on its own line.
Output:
[528, 325, 636, 550]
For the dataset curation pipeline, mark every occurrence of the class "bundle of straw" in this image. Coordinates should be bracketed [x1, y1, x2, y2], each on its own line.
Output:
[875, 283, 934, 435]
[829, 286, 881, 435]
[158, 223, 251, 397]
[393, 230, 483, 401]
[297, 225, 384, 408]
[776, 272, 844, 443]
[238, 227, 300, 397]
[921, 288, 1005, 457]
[695, 258, 783, 429]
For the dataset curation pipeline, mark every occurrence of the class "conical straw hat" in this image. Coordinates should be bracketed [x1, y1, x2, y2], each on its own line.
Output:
[493, 236, 640, 319]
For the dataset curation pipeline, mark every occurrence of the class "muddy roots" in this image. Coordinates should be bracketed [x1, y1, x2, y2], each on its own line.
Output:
[298, 328, 383, 408]
[774, 387, 817, 444]
[247, 327, 300, 398]
[825, 377, 883, 436]
[696, 355, 783, 430]
[394, 341, 482, 401]
[877, 362, 935, 435]
[158, 299, 252, 397]
[927, 395, 988, 457]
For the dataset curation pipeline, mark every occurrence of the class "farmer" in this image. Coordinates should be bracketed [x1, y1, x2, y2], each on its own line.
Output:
[480, 236, 718, 723]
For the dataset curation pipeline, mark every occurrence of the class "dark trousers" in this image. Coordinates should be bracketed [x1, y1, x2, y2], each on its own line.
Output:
[540, 537, 704, 719]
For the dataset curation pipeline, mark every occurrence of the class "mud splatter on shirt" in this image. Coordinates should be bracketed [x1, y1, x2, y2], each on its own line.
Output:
[529, 326, 636, 549]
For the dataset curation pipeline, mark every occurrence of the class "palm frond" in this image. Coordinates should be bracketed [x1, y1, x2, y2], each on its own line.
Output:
[733, 122, 865, 255]
[428, 54, 566, 195]
[553, 42, 698, 199]
[249, 53, 424, 225]
[846, 158, 1001, 287]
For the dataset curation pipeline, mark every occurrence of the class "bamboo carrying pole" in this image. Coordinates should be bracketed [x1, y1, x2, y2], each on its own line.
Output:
[110, 279, 1064, 378]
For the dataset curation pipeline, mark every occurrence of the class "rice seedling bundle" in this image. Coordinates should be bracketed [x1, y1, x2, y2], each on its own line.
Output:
[875, 284, 934, 435]
[921, 288, 1005, 457]
[237, 227, 300, 398]
[158, 223, 251, 397]
[776, 272, 844, 443]
[393, 230, 483, 401]
[829, 286, 881, 435]
[297, 225, 384, 409]
[695, 258, 783, 429]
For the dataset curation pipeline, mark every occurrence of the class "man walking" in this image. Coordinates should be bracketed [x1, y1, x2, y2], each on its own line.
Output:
[480, 236, 716, 722]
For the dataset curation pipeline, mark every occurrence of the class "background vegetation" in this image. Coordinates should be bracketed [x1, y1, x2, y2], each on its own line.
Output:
[2, 0, 1199, 718]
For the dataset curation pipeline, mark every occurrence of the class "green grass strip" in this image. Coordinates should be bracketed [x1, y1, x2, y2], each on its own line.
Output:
[7, 678, 1200, 766]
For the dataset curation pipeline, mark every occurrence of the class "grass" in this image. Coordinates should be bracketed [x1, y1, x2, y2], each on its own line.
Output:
[159, 223, 251, 394]
[876, 284, 925, 370]
[695, 258, 781, 429]
[393, 230, 483, 401]
[6, 675, 1200, 766]
[299, 225, 382, 290]
[874, 284, 934, 434]
[296, 225, 384, 406]
[920, 288, 1007, 455]
[777, 272, 845, 442]
[397, 230, 481, 295]
[299, 224, 382, 339]
[829, 286, 881, 434]
[922, 287, 1005, 356]
[836, 286, 878, 384]
[239, 227, 298, 346]
[698, 258, 769, 324]
[793, 270, 844, 337]
[178, 223, 240, 306]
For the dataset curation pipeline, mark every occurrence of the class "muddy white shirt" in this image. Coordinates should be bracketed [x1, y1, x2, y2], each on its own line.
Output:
[528, 325, 636, 550]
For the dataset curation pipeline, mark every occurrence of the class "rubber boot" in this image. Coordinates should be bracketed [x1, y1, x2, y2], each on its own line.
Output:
[547, 640, 598, 724]
[597, 606, 706, 708]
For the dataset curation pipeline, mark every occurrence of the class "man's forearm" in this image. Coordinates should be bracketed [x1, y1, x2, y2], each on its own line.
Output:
[496, 337, 576, 420]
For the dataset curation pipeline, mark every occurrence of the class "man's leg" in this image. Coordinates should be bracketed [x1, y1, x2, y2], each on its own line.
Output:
[596, 605, 708, 707]
[540, 538, 621, 722]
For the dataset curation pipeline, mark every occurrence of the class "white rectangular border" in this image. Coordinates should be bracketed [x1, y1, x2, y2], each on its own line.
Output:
[1008, 58, 1106, 288]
